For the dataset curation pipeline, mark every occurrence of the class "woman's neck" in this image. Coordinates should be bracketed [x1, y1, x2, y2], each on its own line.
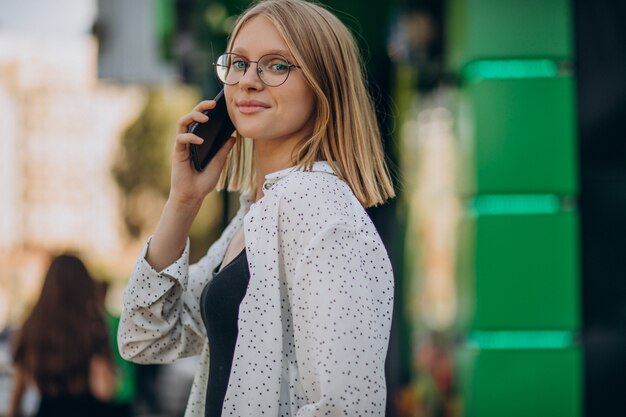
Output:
[252, 138, 300, 201]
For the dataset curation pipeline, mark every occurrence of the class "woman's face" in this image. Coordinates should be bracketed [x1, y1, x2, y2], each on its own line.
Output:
[224, 16, 316, 147]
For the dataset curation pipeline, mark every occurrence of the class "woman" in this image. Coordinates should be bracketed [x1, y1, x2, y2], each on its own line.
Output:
[8, 254, 116, 417]
[118, 0, 396, 416]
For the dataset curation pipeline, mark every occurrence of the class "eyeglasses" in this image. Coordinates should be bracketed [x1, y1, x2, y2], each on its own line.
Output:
[214, 53, 301, 87]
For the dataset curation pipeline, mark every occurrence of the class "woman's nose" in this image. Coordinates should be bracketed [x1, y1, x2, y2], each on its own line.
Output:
[238, 64, 264, 89]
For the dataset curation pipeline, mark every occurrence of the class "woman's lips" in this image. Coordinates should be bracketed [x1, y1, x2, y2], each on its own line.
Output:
[237, 100, 270, 114]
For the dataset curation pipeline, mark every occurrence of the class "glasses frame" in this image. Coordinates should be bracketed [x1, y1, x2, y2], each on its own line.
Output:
[214, 52, 302, 87]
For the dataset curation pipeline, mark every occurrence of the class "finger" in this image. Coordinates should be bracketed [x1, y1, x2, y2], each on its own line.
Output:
[176, 111, 210, 133]
[174, 133, 204, 151]
[193, 100, 217, 113]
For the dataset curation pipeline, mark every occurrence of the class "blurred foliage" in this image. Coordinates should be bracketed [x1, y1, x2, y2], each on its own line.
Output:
[114, 90, 174, 190]
[156, 0, 176, 61]
[173, 0, 251, 95]
[112, 88, 180, 238]
[112, 86, 225, 261]
[111, 1, 258, 263]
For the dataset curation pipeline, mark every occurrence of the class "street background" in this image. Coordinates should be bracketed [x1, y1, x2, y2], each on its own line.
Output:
[1, 0, 625, 416]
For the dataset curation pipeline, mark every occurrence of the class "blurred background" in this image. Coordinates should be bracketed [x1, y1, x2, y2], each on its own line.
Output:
[0, 0, 624, 416]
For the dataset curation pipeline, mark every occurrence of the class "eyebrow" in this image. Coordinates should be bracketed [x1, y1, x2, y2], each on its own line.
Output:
[229, 48, 295, 60]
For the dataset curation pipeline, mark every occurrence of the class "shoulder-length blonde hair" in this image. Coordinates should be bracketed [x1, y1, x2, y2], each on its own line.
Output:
[217, 0, 395, 207]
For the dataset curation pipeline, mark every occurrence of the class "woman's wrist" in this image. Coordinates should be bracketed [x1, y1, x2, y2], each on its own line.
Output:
[145, 196, 202, 271]
[158, 198, 202, 238]
[166, 194, 204, 214]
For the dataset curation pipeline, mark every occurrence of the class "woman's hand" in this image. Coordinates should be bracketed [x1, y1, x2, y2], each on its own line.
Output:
[7, 366, 27, 417]
[89, 355, 117, 402]
[144, 101, 236, 271]
[169, 100, 236, 206]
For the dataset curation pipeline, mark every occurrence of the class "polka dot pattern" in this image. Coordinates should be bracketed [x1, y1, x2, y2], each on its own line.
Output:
[118, 161, 394, 416]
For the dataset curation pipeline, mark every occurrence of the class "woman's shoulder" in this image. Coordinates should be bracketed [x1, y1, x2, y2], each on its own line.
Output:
[274, 169, 369, 229]
[281, 168, 355, 201]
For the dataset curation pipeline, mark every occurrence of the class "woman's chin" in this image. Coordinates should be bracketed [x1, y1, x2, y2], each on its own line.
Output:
[235, 125, 268, 140]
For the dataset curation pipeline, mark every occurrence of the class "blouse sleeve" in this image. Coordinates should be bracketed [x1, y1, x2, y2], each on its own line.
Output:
[289, 223, 394, 416]
[117, 238, 215, 364]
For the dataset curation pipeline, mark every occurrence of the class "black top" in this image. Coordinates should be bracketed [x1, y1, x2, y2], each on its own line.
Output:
[36, 393, 112, 417]
[200, 249, 250, 417]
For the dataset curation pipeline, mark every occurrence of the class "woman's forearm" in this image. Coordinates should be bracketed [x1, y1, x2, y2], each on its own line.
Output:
[7, 367, 26, 417]
[145, 198, 202, 271]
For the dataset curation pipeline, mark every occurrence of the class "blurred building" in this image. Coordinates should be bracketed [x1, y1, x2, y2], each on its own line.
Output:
[0, 0, 144, 326]
[0, 1, 200, 416]
[96, 0, 178, 83]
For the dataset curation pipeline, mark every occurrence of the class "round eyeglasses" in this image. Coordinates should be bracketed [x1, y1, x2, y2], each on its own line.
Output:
[214, 53, 301, 87]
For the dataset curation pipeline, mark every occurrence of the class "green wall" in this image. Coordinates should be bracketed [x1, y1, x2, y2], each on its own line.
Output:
[447, 0, 582, 416]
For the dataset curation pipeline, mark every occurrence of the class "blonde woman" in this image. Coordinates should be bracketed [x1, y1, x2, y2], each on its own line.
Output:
[118, 1, 395, 416]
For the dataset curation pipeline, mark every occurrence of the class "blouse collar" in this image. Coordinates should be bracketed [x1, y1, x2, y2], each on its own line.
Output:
[239, 161, 337, 209]
[264, 160, 336, 182]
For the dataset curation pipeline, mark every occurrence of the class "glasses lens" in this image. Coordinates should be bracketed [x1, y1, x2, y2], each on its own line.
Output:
[215, 54, 244, 85]
[258, 55, 291, 87]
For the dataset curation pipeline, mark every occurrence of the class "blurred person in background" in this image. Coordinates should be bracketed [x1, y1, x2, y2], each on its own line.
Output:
[7, 254, 116, 417]
[118, 0, 395, 416]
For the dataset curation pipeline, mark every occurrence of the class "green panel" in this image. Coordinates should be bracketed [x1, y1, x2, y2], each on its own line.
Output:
[463, 59, 559, 82]
[467, 330, 575, 350]
[469, 194, 561, 215]
[457, 77, 577, 196]
[156, 0, 175, 60]
[456, 211, 580, 330]
[456, 346, 582, 417]
[447, 0, 573, 72]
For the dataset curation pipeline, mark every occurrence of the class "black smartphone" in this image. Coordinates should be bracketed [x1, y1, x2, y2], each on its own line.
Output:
[188, 89, 236, 172]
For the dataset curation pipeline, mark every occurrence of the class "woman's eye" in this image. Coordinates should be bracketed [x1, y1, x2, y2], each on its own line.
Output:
[269, 62, 288, 71]
[232, 60, 247, 70]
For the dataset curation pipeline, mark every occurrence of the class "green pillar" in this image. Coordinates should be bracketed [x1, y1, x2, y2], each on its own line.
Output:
[447, 0, 582, 416]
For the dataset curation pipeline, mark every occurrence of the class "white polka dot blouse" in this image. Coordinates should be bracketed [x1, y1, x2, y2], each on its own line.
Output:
[118, 161, 395, 416]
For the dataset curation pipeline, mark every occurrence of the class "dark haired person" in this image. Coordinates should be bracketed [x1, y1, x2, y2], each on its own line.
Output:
[8, 254, 116, 417]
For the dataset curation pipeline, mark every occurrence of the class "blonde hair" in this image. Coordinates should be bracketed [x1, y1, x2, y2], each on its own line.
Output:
[217, 0, 395, 207]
